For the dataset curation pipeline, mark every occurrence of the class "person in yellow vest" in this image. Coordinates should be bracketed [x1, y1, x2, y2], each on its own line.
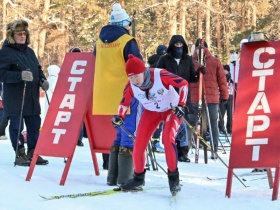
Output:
[93, 3, 143, 186]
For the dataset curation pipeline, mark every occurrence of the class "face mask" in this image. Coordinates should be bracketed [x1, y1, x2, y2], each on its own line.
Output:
[171, 46, 183, 59]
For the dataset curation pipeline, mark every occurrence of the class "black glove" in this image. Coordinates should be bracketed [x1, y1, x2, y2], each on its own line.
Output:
[172, 106, 185, 118]
[21, 69, 33, 81]
[111, 116, 124, 128]
[40, 79, 49, 91]
[220, 99, 228, 105]
[198, 66, 206, 75]
[231, 60, 236, 66]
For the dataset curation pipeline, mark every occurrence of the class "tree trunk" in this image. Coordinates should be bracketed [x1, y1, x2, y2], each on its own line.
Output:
[179, 0, 186, 39]
[241, 0, 245, 31]
[251, 2, 256, 28]
[205, 0, 211, 49]
[168, 0, 177, 37]
[216, 0, 221, 54]
[225, 0, 230, 62]
[197, 1, 203, 39]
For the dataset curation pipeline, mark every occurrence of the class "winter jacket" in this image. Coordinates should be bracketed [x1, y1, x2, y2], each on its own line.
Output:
[191, 47, 229, 104]
[0, 40, 46, 117]
[156, 35, 199, 113]
[44, 65, 60, 115]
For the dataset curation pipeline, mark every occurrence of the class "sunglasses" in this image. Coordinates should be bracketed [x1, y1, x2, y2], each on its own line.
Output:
[15, 31, 27, 36]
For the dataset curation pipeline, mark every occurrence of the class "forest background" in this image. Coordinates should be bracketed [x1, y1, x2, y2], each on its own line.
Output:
[0, 0, 279, 75]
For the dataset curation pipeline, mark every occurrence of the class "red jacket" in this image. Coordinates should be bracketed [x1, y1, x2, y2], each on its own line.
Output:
[191, 47, 228, 104]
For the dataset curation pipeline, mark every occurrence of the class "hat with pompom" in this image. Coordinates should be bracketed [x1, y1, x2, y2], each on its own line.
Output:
[126, 54, 146, 76]
[110, 3, 131, 27]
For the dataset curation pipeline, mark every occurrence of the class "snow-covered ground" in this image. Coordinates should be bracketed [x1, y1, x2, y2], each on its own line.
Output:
[0, 135, 279, 210]
[0, 97, 279, 210]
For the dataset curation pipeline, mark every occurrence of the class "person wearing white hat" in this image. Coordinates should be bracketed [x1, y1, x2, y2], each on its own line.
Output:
[93, 3, 143, 187]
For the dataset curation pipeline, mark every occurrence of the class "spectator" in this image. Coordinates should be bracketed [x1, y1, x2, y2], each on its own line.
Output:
[190, 38, 229, 159]
[115, 54, 188, 195]
[218, 65, 233, 135]
[0, 20, 49, 166]
[157, 35, 201, 162]
[44, 64, 60, 116]
[93, 3, 143, 185]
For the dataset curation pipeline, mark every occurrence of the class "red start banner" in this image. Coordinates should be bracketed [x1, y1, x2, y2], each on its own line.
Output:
[226, 40, 280, 200]
[26, 53, 116, 185]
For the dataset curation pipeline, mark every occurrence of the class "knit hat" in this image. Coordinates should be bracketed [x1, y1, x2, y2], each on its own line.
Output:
[126, 54, 146, 76]
[110, 3, 131, 27]
[69, 47, 82, 52]
[156, 45, 167, 55]
[6, 20, 30, 45]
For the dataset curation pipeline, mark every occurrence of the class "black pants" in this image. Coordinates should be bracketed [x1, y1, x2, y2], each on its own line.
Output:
[9, 115, 41, 151]
[0, 116, 9, 136]
[218, 95, 232, 134]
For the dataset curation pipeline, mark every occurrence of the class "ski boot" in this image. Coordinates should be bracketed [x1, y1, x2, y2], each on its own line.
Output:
[168, 168, 181, 196]
[120, 170, 145, 191]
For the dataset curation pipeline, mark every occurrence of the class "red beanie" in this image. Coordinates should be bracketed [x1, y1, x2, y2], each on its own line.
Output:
[125, 54, 146, 76]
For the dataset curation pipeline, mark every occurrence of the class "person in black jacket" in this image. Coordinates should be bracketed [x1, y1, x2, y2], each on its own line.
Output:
[0, 20, 49, 166]
[157, 35, 203, 162]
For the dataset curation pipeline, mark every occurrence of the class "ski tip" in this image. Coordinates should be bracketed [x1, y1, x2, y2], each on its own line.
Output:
[39, 195, 50, 200]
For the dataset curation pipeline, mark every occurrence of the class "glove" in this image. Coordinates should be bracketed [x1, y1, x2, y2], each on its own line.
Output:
[172, 106, 185, 118]
[220, 99, 228, 105]
[40, 79, 49, 91]
[111, 116, 124, 128]
[21, 70, 33, 81]
[198, 66, 206, 75]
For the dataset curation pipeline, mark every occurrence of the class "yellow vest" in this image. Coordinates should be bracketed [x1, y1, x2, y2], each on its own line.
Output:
[93, 34, 134, 115]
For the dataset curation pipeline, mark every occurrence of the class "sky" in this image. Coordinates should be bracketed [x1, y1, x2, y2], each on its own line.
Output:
[0, 135, 279, 210]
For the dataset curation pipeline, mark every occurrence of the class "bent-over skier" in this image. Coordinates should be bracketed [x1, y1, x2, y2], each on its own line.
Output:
[111, 54, 189, 196]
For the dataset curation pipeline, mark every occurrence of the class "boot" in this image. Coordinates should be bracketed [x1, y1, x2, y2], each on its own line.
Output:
[15, 147, 31, 166]
[117, 146, 133, 185]
[178, 146, 190, 162]
[107, 144, 119, 186]
[120, 170, 146, 191]
[102, 154, 109, 170]
[168, 168, 181, 196]
[27, 149, 49, 165]
[151, 139, 164, 153]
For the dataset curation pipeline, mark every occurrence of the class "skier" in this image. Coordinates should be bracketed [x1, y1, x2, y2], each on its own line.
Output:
[112, 54, 188, 196]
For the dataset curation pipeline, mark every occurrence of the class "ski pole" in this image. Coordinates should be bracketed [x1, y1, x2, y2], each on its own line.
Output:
[14, 81, 27, 167]
[119, 125, 167, 175]
[180, 115, 247, 188]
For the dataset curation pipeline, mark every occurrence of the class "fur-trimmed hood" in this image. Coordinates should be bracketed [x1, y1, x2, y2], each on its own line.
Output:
[6, 20, 30, 45]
